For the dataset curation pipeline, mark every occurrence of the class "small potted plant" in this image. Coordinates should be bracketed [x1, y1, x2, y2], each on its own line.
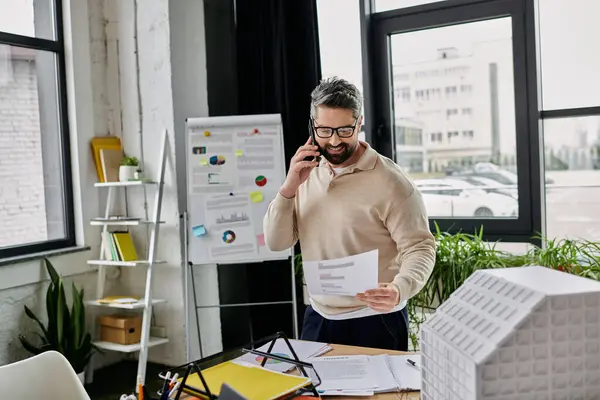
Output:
[19, 258, 96, 383]
[119, 156, 139, 182]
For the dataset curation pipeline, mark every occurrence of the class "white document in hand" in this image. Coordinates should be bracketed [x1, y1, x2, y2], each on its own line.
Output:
[302, 249, 379, 296]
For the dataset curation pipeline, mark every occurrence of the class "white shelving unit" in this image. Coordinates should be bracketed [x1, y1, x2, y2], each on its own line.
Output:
[86, 130, 169, 389]
[93, 337, 170, 353]
[87, 260, 166, 267]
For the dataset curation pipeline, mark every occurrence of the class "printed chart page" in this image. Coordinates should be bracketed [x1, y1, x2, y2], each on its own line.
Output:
[302, 250, 379, 296]
[204, 193, 258, 261]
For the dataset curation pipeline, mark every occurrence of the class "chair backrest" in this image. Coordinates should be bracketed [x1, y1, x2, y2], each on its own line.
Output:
[0, 350, 91, 400]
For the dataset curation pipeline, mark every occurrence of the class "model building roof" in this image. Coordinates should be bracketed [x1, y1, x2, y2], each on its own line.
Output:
[484, 265, 600, 295]
[422, 266, 600, 365]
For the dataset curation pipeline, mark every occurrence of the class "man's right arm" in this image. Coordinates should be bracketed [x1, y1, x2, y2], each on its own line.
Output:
[262, 191, 298, 251]
[264, 136, 319, 251]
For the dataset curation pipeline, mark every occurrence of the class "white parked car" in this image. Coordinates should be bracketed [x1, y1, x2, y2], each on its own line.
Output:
[454, 175, 518, 200]
[414, 178, 518, 218]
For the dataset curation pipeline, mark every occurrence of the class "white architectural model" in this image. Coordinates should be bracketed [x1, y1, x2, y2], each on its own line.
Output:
[420, 266, 600, 399]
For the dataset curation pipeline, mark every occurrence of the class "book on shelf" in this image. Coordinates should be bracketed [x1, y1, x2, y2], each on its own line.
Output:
[96, 295, 141, 305]
[102, 231, 138, 262]
[90, 136, 122, 183]
[99, 148, 122, 182]
[93, 216, 142, 222]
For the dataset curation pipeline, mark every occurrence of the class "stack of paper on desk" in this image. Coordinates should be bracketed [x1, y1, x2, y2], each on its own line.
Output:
[309, 354, 421, 396]
[237, 339, 332, 373]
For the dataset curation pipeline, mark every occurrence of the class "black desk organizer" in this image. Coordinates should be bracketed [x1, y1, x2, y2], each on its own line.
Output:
[158, 332, 322, 400]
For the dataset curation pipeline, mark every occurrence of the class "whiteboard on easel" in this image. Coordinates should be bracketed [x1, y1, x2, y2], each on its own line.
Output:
[186, 114, 292, 265]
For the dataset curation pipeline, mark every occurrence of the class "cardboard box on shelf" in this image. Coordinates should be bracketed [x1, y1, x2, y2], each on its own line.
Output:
[99, 314, 142, 345]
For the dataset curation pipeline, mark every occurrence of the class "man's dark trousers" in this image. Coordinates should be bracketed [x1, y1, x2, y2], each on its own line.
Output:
[300, 305, 409, 351]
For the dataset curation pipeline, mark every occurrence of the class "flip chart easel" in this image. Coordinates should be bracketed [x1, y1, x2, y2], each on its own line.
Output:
[182, 114, 297, 360]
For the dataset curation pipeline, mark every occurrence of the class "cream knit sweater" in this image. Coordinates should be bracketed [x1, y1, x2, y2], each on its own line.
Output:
[263, 142, 436, 316]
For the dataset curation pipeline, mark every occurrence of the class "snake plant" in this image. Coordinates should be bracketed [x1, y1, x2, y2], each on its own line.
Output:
[19, 258, 95, 373]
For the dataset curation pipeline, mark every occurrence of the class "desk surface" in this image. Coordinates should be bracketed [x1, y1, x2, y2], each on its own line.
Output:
[178, 343, 420, 399]
[325, 344, 420, 400]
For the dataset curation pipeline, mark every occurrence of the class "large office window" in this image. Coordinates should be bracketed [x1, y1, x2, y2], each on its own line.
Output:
[0, 0, 74, 259]
[317, 0, 599, 243]
[366, 0, 539, 242]
[538, 0, 600, 242]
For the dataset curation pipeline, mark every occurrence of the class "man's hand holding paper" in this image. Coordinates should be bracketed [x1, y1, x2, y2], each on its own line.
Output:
[356, 283, 400, 312]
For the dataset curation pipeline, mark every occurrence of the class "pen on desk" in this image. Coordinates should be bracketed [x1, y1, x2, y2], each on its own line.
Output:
[169, 381, 181, 399]
[160, 372, 171, 400]
[407, 358, 419, 369]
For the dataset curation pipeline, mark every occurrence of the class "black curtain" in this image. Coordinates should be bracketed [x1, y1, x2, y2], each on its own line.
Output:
[207, 0, 321, 350]
[235, 0, 322, 162]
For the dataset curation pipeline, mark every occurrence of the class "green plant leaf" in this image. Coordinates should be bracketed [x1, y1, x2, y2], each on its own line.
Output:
[44, 258, 60, 285]
[23, 305, 48, 338]
[56, 281, 67, 354]
[71, 283, 83, 348]
[46, 283, 58, 346]
[19, 335, 43, 355]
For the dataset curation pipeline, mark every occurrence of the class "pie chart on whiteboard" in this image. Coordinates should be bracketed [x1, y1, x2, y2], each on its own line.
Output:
[255, 175, 267, 187]
[222, 230, 236, 244]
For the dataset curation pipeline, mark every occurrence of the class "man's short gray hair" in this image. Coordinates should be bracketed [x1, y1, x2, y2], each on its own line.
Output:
[310, 77, 363, 119]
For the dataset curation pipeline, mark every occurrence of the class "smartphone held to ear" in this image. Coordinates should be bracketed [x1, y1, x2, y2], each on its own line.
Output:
[305, 119, 321, 162]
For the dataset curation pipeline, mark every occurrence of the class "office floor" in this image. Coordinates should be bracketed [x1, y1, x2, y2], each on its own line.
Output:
[86, 360, 168, 400]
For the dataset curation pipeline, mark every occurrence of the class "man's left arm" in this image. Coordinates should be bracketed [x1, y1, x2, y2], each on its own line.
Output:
[357, 185, 435, 311]
[386, 187, 436, 304]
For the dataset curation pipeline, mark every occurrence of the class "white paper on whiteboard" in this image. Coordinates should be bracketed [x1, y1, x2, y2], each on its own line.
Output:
[204, 193, 258, 261]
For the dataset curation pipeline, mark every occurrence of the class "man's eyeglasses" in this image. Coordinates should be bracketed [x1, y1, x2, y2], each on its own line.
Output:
[311, 117, 359, 139]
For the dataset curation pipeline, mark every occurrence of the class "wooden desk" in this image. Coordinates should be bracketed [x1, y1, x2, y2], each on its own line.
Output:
[323, 344, 420, 400]
[177, 344, 420, 399]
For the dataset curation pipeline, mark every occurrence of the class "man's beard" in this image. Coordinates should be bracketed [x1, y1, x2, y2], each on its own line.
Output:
[318, 141, 357, 165]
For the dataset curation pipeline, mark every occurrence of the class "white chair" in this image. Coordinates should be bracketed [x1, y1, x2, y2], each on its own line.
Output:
[0, 350, 91, 399]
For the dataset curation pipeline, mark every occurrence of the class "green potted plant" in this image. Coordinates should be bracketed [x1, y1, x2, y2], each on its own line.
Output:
[407, 224, 531, 349]
[19, 258, 96, 383]
[119, 155, 139, 182]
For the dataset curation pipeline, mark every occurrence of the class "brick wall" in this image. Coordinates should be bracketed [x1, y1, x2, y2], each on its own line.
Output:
[0, 53, 47, 248]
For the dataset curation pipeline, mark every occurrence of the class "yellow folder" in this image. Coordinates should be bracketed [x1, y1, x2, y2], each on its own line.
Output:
[180, 360, 311, 400]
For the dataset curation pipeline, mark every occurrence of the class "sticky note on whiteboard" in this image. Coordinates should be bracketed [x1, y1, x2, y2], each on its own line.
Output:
[192, 225, 207, 237]
[235, 149, 243, 156]
[249, 191, 263, 203]
[200, 159, 208, 166]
